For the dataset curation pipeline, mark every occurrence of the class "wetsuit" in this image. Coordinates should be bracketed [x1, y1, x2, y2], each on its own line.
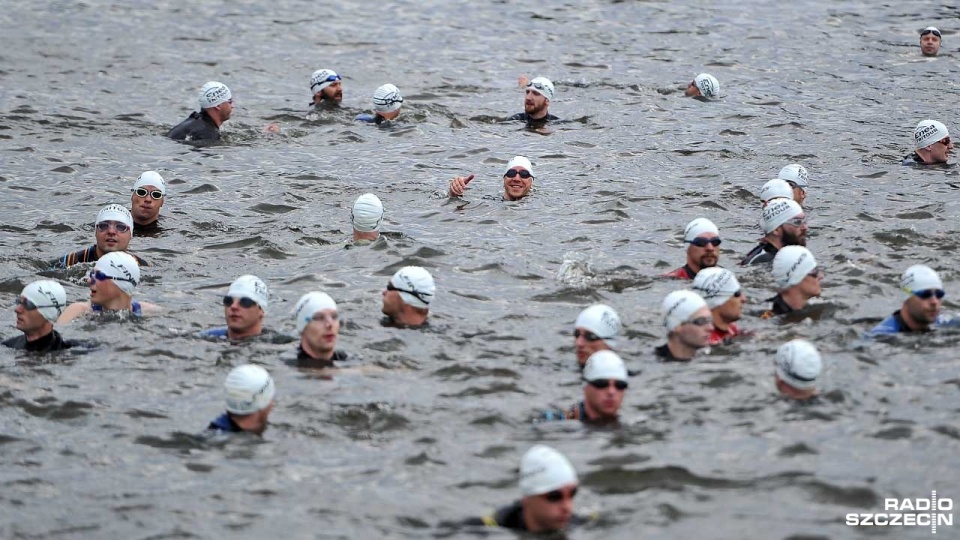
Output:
[92, 301, 142, 316]
[296, 346, 348, 367]
[2, 329, 74, 352]
[655, 343, 691, 362]
[509, 112, 559, 124]
[541, 401, 589, 422]
[466, 501, 594, 531]
[902, 152, 925, 166]
[207, 412, 243, 434]
[355, 113, 389, 125]
[760, 295, 793, 319]
[664, 265, 696, 280]
[868, 310, 953, 335]
[166, 110, 221, 142]
[740, 241, 778, 266]
[52, 246, 147, 269]
[133, 219, 161, 237]
[708, 323, 741, 345]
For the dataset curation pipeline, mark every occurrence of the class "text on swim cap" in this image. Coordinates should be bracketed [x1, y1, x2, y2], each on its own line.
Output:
[109, 260, 137, 285]
[915, 124, 941, 145]
[697, 272, 734, 299]
[203, 86, 229, 103]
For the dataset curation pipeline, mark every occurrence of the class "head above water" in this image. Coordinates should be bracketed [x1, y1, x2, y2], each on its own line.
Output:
[351, 193, 384, 234]
[686, 73, 719, 98]
[130, 171, 166, 225]
[774, 339, 822, 399]
[310, 68, 343, 103]
[920, 26, 942, 56]
[373, 84, 403, 119]
[772, 246, 818, 290]
[683, 217, 720, 273]
[94, 252, 141, 296]
[574, 304, 621, 367]
[914, 119, 952, 164]
[898, 264, 945, 331]
[503, 155, 535, 201]
[18, 280, 67, 323]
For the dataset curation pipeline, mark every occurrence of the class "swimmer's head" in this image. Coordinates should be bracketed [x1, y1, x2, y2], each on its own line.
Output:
[198, 81, 232, 109]
[130, 171, 166, 225]
[661, 290, 709, 332]
[526, 77, 555, 101]
[523, 77, 553, 117]
[914, 120, 952, 164]
[772, 246, 819, 291]
[227, 275, 269, 312]
[310, 69, 343, 103]
[774, 339, 822, 399]
[93, 252, 141, 296]
[920, 27, 942, 56]
[900, 264, 943, 296]
[686, 73, 719, 98]
[759, 179, 794, 206]
[351, 193, 384, 234]
[372, 84, 403, 120]
[761, 198, 804, 235]
[683, 218, 720, 273]
[692, 267, 741, 309]
[18, 280, 67, 323]
[387, 267, 434, 309]
[293, 291, 338, 335]
[518, 445, 578, 533]
[97, 204, 134, 231]
[899, 264, 944, 330]
[574, 304, 620, 367]
[582, 350, 628, 420]
[503, 156, 535, 201]
[223, 364, 275, 434]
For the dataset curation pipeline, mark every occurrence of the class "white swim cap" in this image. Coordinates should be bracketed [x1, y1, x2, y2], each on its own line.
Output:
[526, 77, 555, 101]
[775, 339, 822, 390]
[900, 264, 943, 295]
[772, 246, 817, 290]
[583, 350, 628, 382]
[351, 193, 384, 232]
[21, 280, 67, 322]
[574, 304, 621, 347]
[761, 198, 803, 234]
[310, 69, 340, 92]
[519, 445, 578, 497]
[691, 267, 741, 309]
[662, 290, 708, 331]
[777, 164, 809, 189]
[505, 156, 534, 177]
[293, 291, 337, 335]
[390, 266, 435, 309]
[922, 26, 941, 37]
[760, 179, 794, 204]
[132, 171, 166, 195]
[373, 84, 403, 113]
[694, 73, 720, 98]
[95, 252, 140, 295]
[97, 204, 134, 230]
[227, 275, 269, 311]
[198, 81, 232, 109]
[914, 119, 949, 149]
[224, 364, 276, 415]
[683, 217, 719, 242]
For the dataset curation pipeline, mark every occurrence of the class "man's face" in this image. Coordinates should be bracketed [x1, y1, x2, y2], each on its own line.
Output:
[574, 328, 611, 367]
[780, 214, 808, 246]
[685, 81, 701, 97]
[382, 286, 403, 319]
[685, 233, 720, 271]
[788, 182, 806, 206]
[503, 166, 534, 200]
[921, 34, 941, 56]
[524, 484, 577, 533]
[302, 309, 339, 355]
[217, 99, 234, 121]
[319, 81, 343, 102]
[714, 290, 745, 324]
[88, 272, 125, 305]
[523, 89, 549, 116]
[224, 297, 263, 336]
[926, 137, 953, 164]
[95, 220, 132, 254]
[675, 306, 713, 349]
[905, 291, 942, 327]
[246, 402, 273, 435]
[15, 297, 49, 334]
[130, 185, 164, 224]
[799, 268, 823, 298]
[583, 378, 626, 419]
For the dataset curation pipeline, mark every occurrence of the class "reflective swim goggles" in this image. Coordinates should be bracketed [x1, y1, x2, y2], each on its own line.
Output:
[527, 81, 549, 93]
[96, 221, 131, 233]
[686, 237, 721, 248]
[921, 28, 942, 38]
[939, 137, 952, 147]
[16, 297, 59, 311]
[543, 487, 578, 503]
[386, 282, 431, 304]
[573, 329, 603, 342]
[784, 216, 808, 227]
[587, 379, 628, 390]
[504, 169, 533, 179]
[89, 270, 136, 284]
[133, 187, 164, 200]
[223, 296, 258, 308]
[913, 289, 945, 300]
[683, 316, 713, 327]
[311, 74, 342, 90]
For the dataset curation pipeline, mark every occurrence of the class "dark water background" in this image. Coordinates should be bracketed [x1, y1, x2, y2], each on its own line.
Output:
[1, 1, 959, 538]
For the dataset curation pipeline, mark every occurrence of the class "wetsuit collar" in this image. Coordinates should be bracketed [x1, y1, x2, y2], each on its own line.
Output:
[655, 343, 691, 362]
[771, 294, 794, 315]
[208, 412, 243, 433]
[24, 329, 59, 352]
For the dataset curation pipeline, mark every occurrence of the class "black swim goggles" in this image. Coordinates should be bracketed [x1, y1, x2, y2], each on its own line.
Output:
[89, 270, 136, 284]
[573, 329, 604, 342]
[686, 237, 721, 248]
[913, 289, 945, 300]
[96, 221, 131, 233]
[311, 74, 342, 90]
[223, 296, 259, 308]
[586, 379, 628, 390]
[921, 28, 942, 38]
[133, 187, 164, 200]
[504, 169, 533, 179]
[543, 487, 578, 503]
[386, 282, 431, 304]
[16, 297, 60, 311]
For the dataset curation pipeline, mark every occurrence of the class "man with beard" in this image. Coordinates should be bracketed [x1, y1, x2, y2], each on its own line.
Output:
[53, 204, 146, 269]
[741, 198, 807, 266]
[448, 156, 536, 201]
[920, 27, 942, 57]
[292, 291, 347, 367]
[207, 364, 276, 436]
[200, 275, 269, 340]
[692, 267, 747, 345]
[762, 246, 822, 318]
[541, 351, 629, 424]
[665, 218, 721, 280]
[167, 81, 233, 143]
[572, 304, 621, 369]
[903, 119, 952, 165]
[129, 171, 165, 236]
[656, 290, 714, 362]
[869, 264, 951, 335]
[510, 76, 558, 124]
[309, 68, 342, 107]
[382, 266, 435, 327]
[3, 280, 72, 352]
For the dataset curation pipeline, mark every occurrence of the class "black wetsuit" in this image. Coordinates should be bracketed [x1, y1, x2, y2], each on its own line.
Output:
[902, 152, 925, 166]
[510, 112, 559, 123]
[763, 294, 794, 317]
[52, 245, 147, 269]
[465, 501, 594, 531]
[740, 241, 778, 266]
[207, 412, 243, 434]
[166, 110, 221, 142]
[296, 346, 349, 368]
[3, 330, 74, 352]
[133, 219, 161, 237]
[655, 343, 691, 362]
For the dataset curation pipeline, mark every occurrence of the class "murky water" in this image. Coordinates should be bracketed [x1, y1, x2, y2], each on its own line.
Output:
[1, 1, 959, 538]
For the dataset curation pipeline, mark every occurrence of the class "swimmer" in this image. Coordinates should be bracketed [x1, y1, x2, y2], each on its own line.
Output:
[920, 26, 942, 56]
[53, 204, 145, 269]
[777, 164, 810, 206]
[774, 339, 822, 401]
[691, 267, 746, 345]
[572, 304, 621, 368]
[762, 246, 822, 318]
[740, 199, 807, 266]
[3, 280, 73, 352]
[310, 69, 343, 107]
[382, 266, 434, 327]
[510, 76, 558, 124]
[656, 290, 713, 362]
[293, 291, 347, 367]
[685, 73, 720, 99]
[903, 119, 952, 165]
[542, 350, 628, 424]
[351, 193, 384, 244]
[448, 156, 536, 201]
[207, 364, 275, 436]
[869, 264, 949, 335]
[57, 252, 159, 323]
[356, 84, 403, 125]
[664, 218, 721, 280]
[130, 171, 165, 235]
[167, 81, 233, 142]
[760, 179, 794, 207]
[201, 275, 269, 340]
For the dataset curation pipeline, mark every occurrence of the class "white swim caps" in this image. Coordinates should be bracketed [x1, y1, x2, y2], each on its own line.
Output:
[761, 198, 803, 234]
[373, 84, 403, 113]
[97, 204, 134, 230]
[662, 290, 708, 331]
[198, 81, 232, 109]
[526, 77, 555, 101]
[21, 280, 67, 323]
[583, 350, 628, 382]
[775, 339, 822, 391]
[351, 193, 384, 233]
[574, 304, 621, 347]
[132, 171, 166, 195]
[778, 164, 809, 189]
[293, 291, 337, 335]
[694, 73, 720, 98]
[683, 218, 719, 242]
[760, 179, 794, 204]
[772, 246, 817, 290]
[224, 364, 276, 415]
[519, 445, 578, 497]
[95, 252, 140, 295]
[914, 119, 949, 150]
[900, 264, 943, 295]
[390, 266, 435, 309]
[505, 156, 534, 177]
[310, 69, 340, 92]
[227, 275, 269, 311]
[691, 267, 741, 309]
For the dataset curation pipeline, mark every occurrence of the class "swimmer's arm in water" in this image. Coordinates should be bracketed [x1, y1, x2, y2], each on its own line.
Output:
[57, 302, 92, 324]
[518, 75, 530, 88]
[448, 174, 475, 197]
[140, 301, 162, 315]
